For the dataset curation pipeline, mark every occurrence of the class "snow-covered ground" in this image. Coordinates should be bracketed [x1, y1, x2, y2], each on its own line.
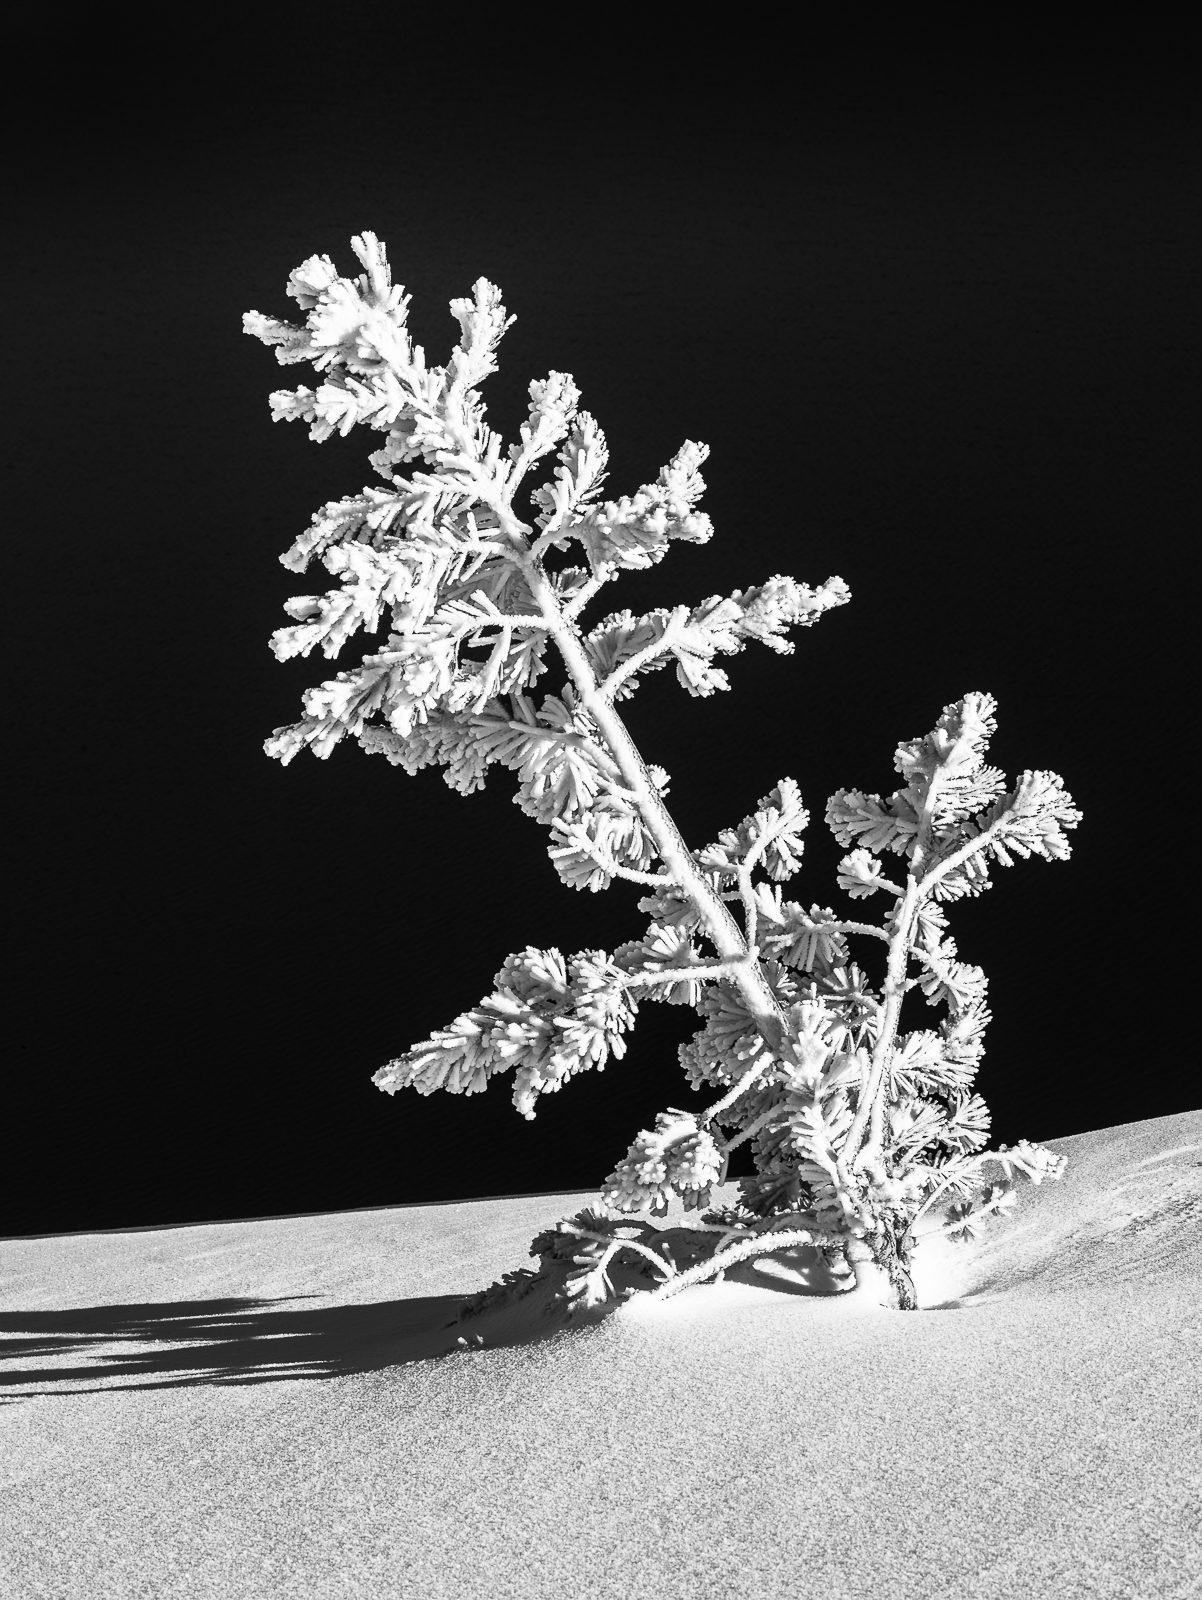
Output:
[2, 1111, 1198, 1599]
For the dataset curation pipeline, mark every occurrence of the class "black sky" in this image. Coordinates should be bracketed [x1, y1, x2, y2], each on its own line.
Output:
[7, 21, 1196, 1236]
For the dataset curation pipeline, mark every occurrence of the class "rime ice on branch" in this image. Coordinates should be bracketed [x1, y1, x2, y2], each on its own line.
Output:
[244, 233, 1080, 1313]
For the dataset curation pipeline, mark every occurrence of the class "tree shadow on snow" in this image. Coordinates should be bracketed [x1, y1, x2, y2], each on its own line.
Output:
[0, 1290, 492, 1399]
[0, 1247, 852, 1400]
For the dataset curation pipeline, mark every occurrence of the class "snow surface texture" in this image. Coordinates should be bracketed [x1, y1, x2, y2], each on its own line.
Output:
[1, 1112, 1198, 1599]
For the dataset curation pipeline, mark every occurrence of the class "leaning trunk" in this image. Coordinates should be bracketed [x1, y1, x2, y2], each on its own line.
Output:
[845, 1226, 919, 1311]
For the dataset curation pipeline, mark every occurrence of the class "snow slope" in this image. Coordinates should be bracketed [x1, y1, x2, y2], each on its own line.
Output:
[2, 1111, 1198, 1599]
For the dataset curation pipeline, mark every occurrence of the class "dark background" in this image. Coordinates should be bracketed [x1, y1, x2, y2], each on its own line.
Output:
[6, 18, 1196, 1237]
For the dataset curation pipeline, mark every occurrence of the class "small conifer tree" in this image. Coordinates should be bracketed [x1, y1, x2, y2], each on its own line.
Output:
[244, 233, 1079, 1315]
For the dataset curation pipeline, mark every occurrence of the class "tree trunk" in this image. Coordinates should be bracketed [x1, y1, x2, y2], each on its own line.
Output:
[885, 1252, 919, 1311]
[845, 1229, 919, 1311]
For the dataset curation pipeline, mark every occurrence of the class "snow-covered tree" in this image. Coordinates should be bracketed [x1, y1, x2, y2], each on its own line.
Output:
[244, 233, 1079, 1314]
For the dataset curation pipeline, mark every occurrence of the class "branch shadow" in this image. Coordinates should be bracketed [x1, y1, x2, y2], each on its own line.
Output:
[0, 1244, 855, 1401]
[0, 1290, 484, 1400]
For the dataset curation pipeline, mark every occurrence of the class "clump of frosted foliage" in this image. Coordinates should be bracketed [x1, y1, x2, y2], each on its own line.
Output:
[243, 232, 1080, 1313]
